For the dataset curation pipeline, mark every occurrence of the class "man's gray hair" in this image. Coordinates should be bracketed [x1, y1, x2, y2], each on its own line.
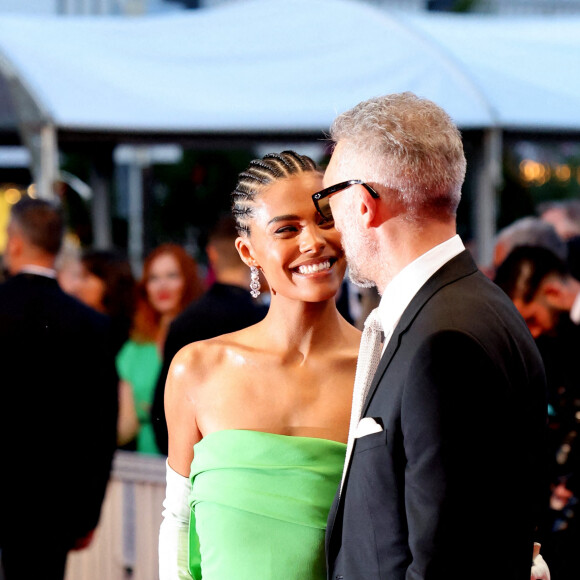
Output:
[329, 92, 466, 220]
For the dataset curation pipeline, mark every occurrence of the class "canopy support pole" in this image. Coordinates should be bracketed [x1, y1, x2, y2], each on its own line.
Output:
[89, 147, 114, 249]
[474, 128, 502, 268]
[37, 124, 59, 200]
[127, 146, 148, 276]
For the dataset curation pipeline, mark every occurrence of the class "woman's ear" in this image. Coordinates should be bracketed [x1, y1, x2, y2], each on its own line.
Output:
[235, 236, 258, 268]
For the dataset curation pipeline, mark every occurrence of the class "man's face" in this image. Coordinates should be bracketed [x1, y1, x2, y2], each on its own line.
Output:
[513, 293, 561, 338]
[323, 143, 377, 288]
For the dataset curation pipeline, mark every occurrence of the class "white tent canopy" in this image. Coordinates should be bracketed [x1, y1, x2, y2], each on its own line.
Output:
[0, 0, 579, 264]
[0, 0, 579, 134]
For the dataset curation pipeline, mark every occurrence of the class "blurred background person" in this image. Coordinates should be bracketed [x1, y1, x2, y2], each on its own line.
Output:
[490, 216, 567, 276]
[494, 245, 580, 340]
[539, 200, 580, 242]
[117, 243, 204, 454]
[494, 244, 580, 580]
[55, 239, 84, 296]
[0, 198, 118, 580]
[539, 200, 580, 281]
[72, 248, 137, 356]
[152, 215, 269, 454]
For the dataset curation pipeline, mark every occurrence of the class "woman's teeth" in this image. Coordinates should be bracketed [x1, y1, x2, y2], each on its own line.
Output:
[297, 260, 331, 275]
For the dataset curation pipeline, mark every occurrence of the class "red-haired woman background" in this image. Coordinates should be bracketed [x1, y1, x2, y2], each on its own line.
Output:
[117, 243, 204, 454]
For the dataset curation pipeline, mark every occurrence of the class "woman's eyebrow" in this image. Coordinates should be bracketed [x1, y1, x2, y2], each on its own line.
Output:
[267, 214, 300, 226]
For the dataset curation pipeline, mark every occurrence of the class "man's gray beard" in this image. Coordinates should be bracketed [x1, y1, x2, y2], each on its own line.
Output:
[342, 234, 377, 289]
[346, 263, 376, 289]
[338, 200, 379, 288]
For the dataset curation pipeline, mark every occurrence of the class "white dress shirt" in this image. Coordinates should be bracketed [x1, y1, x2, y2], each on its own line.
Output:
[18, 265, 57, 279]
[376, 235, 465, 352]
[570, 291, 580, 325]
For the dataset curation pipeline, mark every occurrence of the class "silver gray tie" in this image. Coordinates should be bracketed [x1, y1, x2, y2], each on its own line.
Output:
[340, 307, 384, 495]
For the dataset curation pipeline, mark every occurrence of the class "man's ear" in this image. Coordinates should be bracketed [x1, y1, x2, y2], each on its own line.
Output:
[206, 244, 219, 268]
[6, 228, 23, 258]
[358, 186, 381, 229]
[235, 236, 258, 268]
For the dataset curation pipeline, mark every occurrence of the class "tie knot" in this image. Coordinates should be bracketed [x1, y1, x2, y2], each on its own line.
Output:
[364, 307, 383, 333]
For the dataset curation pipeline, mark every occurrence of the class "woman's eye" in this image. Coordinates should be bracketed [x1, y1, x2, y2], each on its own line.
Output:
[275, 225, 298, 234]
[318, 218, 335, 229]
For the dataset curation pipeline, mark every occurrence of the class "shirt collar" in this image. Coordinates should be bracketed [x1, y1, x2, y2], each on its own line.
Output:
[570, 291, 580, 325]
[377, 235, 465, 340]
[18, 265, 57, 279]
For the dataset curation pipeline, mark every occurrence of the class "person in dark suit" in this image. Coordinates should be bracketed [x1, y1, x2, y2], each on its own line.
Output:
[316, 92, 548, 580]
[0, 198, 118, 580]
[151, 215, 268, 454]
[494, 244, 580, 580]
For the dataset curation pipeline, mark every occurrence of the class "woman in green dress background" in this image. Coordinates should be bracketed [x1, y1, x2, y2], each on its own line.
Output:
[159, 151, 361, 579]
[117, 243, 204, 454]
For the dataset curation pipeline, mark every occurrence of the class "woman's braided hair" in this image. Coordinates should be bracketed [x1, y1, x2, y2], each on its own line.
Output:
[231, 150, 318, 236]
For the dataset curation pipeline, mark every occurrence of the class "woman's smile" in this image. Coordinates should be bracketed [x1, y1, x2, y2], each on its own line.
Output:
[292, 257, 338, 276]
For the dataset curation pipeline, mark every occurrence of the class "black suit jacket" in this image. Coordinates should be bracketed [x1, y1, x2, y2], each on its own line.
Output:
[326, 251, 547, 580]
[151, 282, 268, 454]
[0, 273, 118, 549]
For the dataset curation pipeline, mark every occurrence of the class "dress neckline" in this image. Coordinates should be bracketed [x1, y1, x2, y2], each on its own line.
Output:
[196, 428, 346, 448]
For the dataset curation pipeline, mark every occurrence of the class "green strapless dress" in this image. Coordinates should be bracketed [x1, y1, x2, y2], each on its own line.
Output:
[187, 430, 346, 580]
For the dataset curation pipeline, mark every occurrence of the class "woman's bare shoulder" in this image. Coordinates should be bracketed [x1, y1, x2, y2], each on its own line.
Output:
[168, 327, 260, 385]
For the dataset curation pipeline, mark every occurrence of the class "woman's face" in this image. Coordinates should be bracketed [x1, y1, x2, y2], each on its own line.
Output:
[239, 172, 346, 303]
[146, 253, 185, 316]
[74, 264, 106, 313]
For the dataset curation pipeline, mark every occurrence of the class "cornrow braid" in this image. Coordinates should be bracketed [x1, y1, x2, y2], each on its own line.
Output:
[231, 150, 318, 236]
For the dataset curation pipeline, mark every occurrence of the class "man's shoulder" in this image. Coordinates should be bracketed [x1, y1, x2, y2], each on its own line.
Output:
[0, 274, 108, 326]
[173, 283, 266, 329]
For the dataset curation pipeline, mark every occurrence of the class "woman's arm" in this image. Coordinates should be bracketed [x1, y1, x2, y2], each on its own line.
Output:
[165, 345, 203, 474]
[159, 345, 205, 579]
[159, 461, 196, 580]
[117, 379, 139, 446]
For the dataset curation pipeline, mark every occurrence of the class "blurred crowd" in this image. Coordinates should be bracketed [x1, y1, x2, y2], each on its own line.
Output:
[3, 195, 580, 577]
[55, 213, 272, 456]
[489, 199, 580, 580]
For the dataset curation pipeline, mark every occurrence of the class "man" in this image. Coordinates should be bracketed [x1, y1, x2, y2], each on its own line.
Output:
[494, 245, 580, 340]
[316, 93, 548, 579]
[538, 200, 580, 280]
[491, 216, 567, 277]
[151, 215, 268, 454]
[494, 245, 580, 580]
[539, 200, 580, 242]
[0, 198, 118, 580]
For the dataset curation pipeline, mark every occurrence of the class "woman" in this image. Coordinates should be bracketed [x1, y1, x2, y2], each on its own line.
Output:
[159, 151, 361, 579]
[73, 248, 137, 355]
[117, 243, 204, 454]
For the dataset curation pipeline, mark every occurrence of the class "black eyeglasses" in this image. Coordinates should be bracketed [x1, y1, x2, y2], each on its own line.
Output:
[312, 180, 379, 222]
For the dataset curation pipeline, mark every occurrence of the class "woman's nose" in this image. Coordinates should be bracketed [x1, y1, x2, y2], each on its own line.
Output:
[300, 225, 326, 253]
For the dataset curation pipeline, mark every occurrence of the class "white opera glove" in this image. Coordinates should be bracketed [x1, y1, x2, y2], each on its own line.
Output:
[531, 554, 551, 580]
[159, 461, 194, 580]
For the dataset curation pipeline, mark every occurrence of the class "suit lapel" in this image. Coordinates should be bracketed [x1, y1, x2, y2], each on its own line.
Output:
[326, 250, 479, 559]
[362, 250, 478, 416]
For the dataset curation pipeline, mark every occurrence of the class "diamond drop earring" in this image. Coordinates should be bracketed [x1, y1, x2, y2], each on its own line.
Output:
[250, 266, 261, 299]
